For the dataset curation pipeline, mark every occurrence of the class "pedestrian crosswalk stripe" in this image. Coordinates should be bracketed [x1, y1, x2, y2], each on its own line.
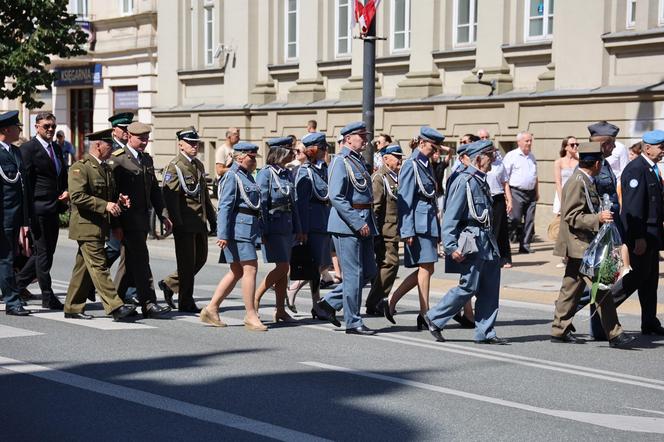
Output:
[32, 312, 156, 330]
[0, 324, 43, 339]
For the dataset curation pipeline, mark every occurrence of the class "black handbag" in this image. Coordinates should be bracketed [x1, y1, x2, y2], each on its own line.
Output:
[289, 244, 318, 280]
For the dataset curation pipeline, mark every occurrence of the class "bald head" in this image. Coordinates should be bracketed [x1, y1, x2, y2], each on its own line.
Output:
[477, 128, 490, 140]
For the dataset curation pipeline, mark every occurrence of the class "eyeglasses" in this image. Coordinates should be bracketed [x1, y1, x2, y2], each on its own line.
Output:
[40, 124, 56, 130]
[568, 143, 579, 148]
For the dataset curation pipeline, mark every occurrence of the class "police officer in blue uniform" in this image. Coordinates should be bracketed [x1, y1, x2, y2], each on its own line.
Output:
[423, 140, 508, 344]
[609, 130, 664, 336]
[383, 127, 444, 330]
[254, 137, 303, 322]
[201, 142, 268, 331]
[0, 111, 31, 316]
[311, 121, 378, 335]
[292, 132, 333, 311]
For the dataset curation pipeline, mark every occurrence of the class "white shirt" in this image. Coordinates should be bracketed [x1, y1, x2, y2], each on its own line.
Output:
[0, 140, 10, 152]
[126, 145, 140, 160]
[503, 148, 538, 190]
[112, 137, 126, 149]
[486, 157, 508, 196]
[606, 140, 629, 179]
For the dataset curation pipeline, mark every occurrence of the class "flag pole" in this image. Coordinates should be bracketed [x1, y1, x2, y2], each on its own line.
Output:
[361, 18, 376, 169]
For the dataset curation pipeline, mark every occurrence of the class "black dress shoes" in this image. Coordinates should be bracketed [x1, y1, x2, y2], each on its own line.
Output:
[518, 245, 534, 254]
[452, 313, 475, 329]
[476, 336, 509, 345]
[422, 314, 445, 342]
[112, 305, 137, 322]
[551, 332, 584, 344]
[6, 305, 31, 316]
[641, 325, 664, 336]
[42, 296, 64, 311]
[64, 312, 94, 320]
[158, 280, 176, 310]
[345, 325, 376, 336]
[178, 303, 200, 314]
[365, 300, 385, 316]
[609, 333, 636, 349]
[311, 300, 341, 327]
[142, 302, 171, 319]
[320, 279, 335, 290]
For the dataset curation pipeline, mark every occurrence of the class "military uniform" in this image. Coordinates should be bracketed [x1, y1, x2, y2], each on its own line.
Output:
[365, 155, 401, 312]
[217, 161, 262, 263]
[314, 122, 378, 332]
[551, 163, 623, 342]
[426, 140, 503, 343]
[64, 151, 126, 316]
[108, 123, 170, 314]
[0, 111, 31, 315]
[161, 147, 216, 311]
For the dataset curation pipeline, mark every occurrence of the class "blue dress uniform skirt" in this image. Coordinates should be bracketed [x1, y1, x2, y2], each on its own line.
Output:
[308, 232, 332, 267]
[404, 235, 439, 268]
[261, 234, 293, 263]
[219, 239, 258, 263]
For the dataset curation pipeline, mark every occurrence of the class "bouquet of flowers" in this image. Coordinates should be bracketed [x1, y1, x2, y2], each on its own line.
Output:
[579, 195, 623, 304]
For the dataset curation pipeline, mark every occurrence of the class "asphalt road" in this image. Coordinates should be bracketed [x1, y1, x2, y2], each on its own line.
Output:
[1, 232, 663, 441]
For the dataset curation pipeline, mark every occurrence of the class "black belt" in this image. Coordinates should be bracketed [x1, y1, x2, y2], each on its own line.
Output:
[510, 186, 535, 193]
[238, 207, 260, 217]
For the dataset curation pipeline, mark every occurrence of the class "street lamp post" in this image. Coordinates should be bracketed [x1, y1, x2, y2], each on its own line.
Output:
[361, 19, 376, 169]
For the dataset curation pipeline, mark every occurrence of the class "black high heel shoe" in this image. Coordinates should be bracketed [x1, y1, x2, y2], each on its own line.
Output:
[417, 314, 426, 331]
[380, 299, 396, 324]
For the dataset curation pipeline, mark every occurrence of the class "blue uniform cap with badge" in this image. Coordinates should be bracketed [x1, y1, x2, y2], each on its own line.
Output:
[380, 144, 404, 157]
[266, 137, 294, 148]
[234, 141, 261, 157]
[302, 132, 328, 149]
[588, 121, 619, 138]
[0, 111, 22, 128]
[177, 126, 200, 142]
[577, 141, 603, 162]
[340, 121, 368, 137]
[642, 130, 664, 145]
[108, 112, 134, 128]
[465, 139, 495, 158]
[419, 126, 445, 145]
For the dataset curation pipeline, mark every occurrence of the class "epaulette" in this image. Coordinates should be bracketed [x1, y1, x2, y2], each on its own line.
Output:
[112, 148, 124, 157]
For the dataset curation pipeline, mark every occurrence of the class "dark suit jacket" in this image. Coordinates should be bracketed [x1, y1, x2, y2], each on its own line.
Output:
[0, 145, 30, 230]
[20, 137, 68, 216]
[108, 146, 168, 232]
[620, 155, 664, 250]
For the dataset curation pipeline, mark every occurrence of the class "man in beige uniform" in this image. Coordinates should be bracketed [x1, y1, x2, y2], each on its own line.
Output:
[159, 127, 216, 312]
[551, 142, 634, 348]
[64, 129, 135, 321]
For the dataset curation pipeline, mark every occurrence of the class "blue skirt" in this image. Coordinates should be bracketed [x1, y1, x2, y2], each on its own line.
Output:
[261, 234, 293, 263]
[219, 239, 258, 263]
[308, 232, 332, 267]
[404, 235, 439, 268]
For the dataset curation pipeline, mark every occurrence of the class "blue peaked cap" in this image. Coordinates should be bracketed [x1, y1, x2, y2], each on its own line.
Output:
[465, 140, 495, 158]
[419, 126, 445, 144]
[267, 137, 293, 148]
[340, 121, 367, 136]
[302, 132, 327, 148]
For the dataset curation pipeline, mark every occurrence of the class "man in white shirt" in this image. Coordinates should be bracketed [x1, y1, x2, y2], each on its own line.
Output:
[215, 127, 239, 180]
[503, 131, 538, 254]
[606, 140, 629, 179]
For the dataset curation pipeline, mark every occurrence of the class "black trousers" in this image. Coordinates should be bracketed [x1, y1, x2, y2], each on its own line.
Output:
[491, 194, 512, 264]
[610, 245, 661, 330]
[16, 213, 60, 299]
[509, 187, 537, 248]
[118, 230, 157, 305]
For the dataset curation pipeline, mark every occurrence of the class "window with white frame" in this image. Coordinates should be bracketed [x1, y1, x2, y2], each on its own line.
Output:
[120, 0, 133, 15]
[659, 0, 664, 25]
[285, 0, 298, 60]
[391, 0, 411, 52]
[68, 0, 88, 18]
[455, 0, 478, 46]
[626, 0, 636, 28]
[204, 4, 215, 66]
[336, 0, 352, 56]
[525, 0, 554, 40]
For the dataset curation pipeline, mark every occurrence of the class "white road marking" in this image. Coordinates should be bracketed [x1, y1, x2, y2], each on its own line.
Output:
[0, 356, 329, 442]
[0, 305, 49, 312]
[302, 361, 664, 434]
[32, 312, 156, 330]
[0, 324, 43, 339]
[174, 315, 244, 327]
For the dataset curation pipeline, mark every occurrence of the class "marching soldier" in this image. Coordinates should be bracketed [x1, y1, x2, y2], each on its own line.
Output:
[423, 140, 508, 344]
[159, 127, 216, 312]
[365, 144, 403, 315]
[108, 122, 172, 319]
[63, 129, 135, 321]
[312, 121, 378, 335]
[0, 111, 31, 316]
[384, 127, 444, 329]
[550, 142, 634, 348]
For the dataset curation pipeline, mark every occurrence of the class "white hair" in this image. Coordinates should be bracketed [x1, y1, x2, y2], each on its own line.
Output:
[516, 131, 532, 142]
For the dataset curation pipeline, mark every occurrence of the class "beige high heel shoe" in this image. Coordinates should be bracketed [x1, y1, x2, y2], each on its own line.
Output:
[243, 316, 268, 331]
[200, 308, 227, 327]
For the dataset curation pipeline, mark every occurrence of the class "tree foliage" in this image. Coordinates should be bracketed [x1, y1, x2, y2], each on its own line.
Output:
[0, 0, 88, 109]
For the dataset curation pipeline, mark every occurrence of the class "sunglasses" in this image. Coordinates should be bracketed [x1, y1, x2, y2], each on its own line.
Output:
[40, 124, 56, 130]
[568, 143, 579, 147]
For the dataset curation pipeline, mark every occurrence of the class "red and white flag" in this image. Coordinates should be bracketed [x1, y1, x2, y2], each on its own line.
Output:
[354, 0, 381, 36]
